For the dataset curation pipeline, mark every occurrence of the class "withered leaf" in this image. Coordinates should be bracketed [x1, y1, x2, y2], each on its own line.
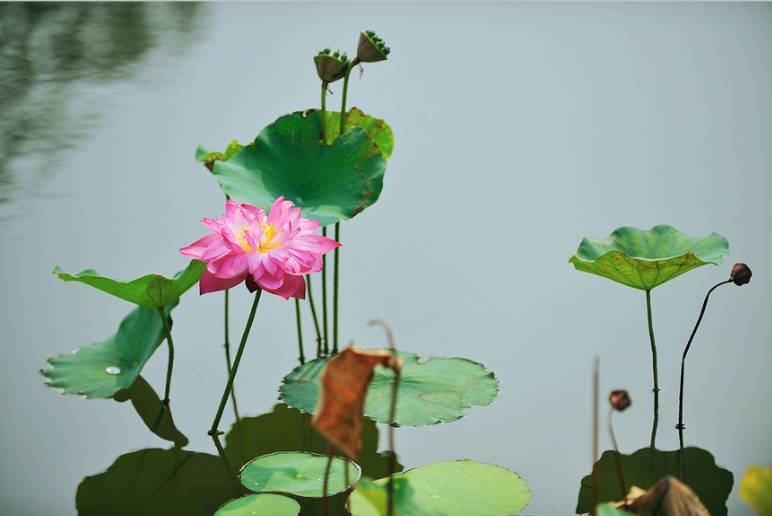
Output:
[620, 476, 709, 516]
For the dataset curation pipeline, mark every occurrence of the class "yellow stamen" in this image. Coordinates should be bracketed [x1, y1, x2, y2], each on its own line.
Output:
[258, 223, 280, 253]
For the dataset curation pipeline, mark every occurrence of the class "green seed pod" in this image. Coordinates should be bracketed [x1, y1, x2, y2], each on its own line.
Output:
[356, 31, 389, 63]
[314, 52, 348, 83]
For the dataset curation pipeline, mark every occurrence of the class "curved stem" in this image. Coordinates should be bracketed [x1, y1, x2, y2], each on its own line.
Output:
[153, 309, 174, 430]
[333, 223, 340, 354]
[645, 289, 659, 449]
[294, 298, 305, 364]
[677, 279, 731, 475]
[321, 227, 329, 354]
[320, 81, 328, 143]
[209, 289, 262, 436]
[339, 65, 352, 134]
[223, 289, 242, 423]
[306, 275, 323, 357]
[607, 408, 626, 498]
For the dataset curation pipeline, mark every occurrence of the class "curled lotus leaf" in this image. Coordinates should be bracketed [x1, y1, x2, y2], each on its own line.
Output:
[569, 225, 729, 290]
[53, 260, 204, 309]
[576, 447, 733, 516]
[212, 110, 387, 226]
[195, 139, 244, 171]
[322, 107, 394, 158]
[279, 350, 499, 427]
[214, 494, 300, 516]
[348, 460, 531, 516]
[240, 451, 360, 498]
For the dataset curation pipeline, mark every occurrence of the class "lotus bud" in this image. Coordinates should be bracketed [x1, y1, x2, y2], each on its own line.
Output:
[356, 30, 389, 63]
[730, 263, 752, 286]
[609, 390, 631, 412]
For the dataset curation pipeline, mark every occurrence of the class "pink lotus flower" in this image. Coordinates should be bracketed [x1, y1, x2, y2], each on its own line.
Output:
[180, 197, 340, 298]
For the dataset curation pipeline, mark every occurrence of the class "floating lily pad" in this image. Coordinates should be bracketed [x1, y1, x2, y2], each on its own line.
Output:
[596, 504, 634, 516]
[223, 403, 401, 478]
[322, 108, 394, 158]
[576, 447, 733, 516]
[215, 494, 300, 516]
[349, 460, 531, 516]
[42, 304, 173, 398]
[212, 110, 387, 226]
[569, 225, 729, 290]
[740, 465, 772, 515]
[349, 477, 440, 516]
[53, 260, 204, 309]
[240, 451, 360, 498]
[77, 448, 239, 516]
[279, 351, 499, 427]
[113, 375, 188, 447]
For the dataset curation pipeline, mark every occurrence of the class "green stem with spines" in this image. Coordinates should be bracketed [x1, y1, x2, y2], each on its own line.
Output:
[321, 228, 329, 354]
[645, 289, 659, 449]
[306, 274, 323, 357]
[223, 289, 241, 423]
[153, 309, 175, 430]
[209, 289, 262, 436]
[294, 298, 305, 364]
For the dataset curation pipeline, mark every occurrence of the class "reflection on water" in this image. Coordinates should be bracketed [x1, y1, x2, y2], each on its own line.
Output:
[0, 3, 202, 210]
[76, 403, 402, 515]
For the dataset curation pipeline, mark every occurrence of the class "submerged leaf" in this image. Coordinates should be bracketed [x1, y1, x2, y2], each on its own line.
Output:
[53, 260, 204, 308]
[223, 403, 402, 479]
[239, 451, 360, 498]
[43, 304, 173, 399]
[212, 110, 387, 226]
[113, 375, 187, 447]
[322, 107, 394, 158]
[313, 347, 398, 458]
[76, 448, 238, 516]
[348, 460, 531, 516]
[569, 225, 729, 290]
[280, 350, 499, 427]
[576, 448, 733, 516]
[214, 494, 300, 516]
[740, 465, 772, 515]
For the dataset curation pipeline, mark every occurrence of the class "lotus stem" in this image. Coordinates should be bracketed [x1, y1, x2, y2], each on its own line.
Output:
[677, 279, 732, 477]
[320, 81, 328, 143]
[339, 64, 352, 134]
[306, 274, 323, 357]
[333, 223, 340, 354]
[607, 407, 626, 498]
[645, 289, 659, 449]
[322, 227, 329, 354]
[223, 289, 242, 424]
[209, 289, 262, 436]
[153, 309, 174, 430]
[322, 444, 334, 516]
[294, 298, 305, 364]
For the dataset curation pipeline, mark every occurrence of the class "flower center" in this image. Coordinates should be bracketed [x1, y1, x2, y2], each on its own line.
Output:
[236, 224, 280, 253]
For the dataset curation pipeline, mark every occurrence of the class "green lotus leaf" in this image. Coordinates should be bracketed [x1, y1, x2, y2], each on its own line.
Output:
[195, 139, 244, 169]
[240, 451, 360, 498]
[212, 110, 387, 226]
[42, 304, 173, 399]
[569, 225, 729, 290]
[112, 375, 187, 447]
[348, 477, 441, 516]
[77, 448, 239, 516]
[215, 494, 300, 516]
[349, 460, 531, 516]
[223, 403, 402, 478]
[53, 260, 204, 309]
[576, 447, 733, 516]
[322, 107, 394, 158]
[740, 465, 772, 515]
[596, 504, 634, 516]
[279, 350, 499, 427]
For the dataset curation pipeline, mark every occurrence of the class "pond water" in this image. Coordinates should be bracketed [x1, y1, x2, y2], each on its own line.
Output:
[1, 3, 771, 515]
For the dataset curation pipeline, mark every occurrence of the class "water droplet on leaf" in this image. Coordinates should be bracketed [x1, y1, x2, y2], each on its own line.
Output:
[105, 366, 121, 375]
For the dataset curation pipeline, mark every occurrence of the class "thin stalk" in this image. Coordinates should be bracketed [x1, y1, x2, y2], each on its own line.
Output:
[608, 408, 626, 497]
[339, 65, 352, 134]
[306, 274, 323, 357]
[591, 357, 600, 515]
[223, 289, 242, 423]
[333, 223, 340, 354]
[209, 289, 262, 436]
[294, 298, 305, 364]
[321, 227, 329, 354]
[153, 309, 174, 430]
[645, 289, 659, 449]
[677, 279, 731, 476]
[321, 81, 328, 143]
[322, 444, 334, 516]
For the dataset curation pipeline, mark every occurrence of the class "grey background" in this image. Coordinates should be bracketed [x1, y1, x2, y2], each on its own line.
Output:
[1, 2, 770, 514]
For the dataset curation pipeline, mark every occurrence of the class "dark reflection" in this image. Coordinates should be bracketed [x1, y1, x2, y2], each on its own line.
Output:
[113, 375, 188, 448]
[77, 403, 403, 515]
[0, 3, 202, 206]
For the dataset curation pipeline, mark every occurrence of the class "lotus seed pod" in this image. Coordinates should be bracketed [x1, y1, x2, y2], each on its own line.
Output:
[609, 390, 632, 412]
[314, 53, 348, 83]
[356, 31, 389, 63]
[730, 263, 752, 286]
